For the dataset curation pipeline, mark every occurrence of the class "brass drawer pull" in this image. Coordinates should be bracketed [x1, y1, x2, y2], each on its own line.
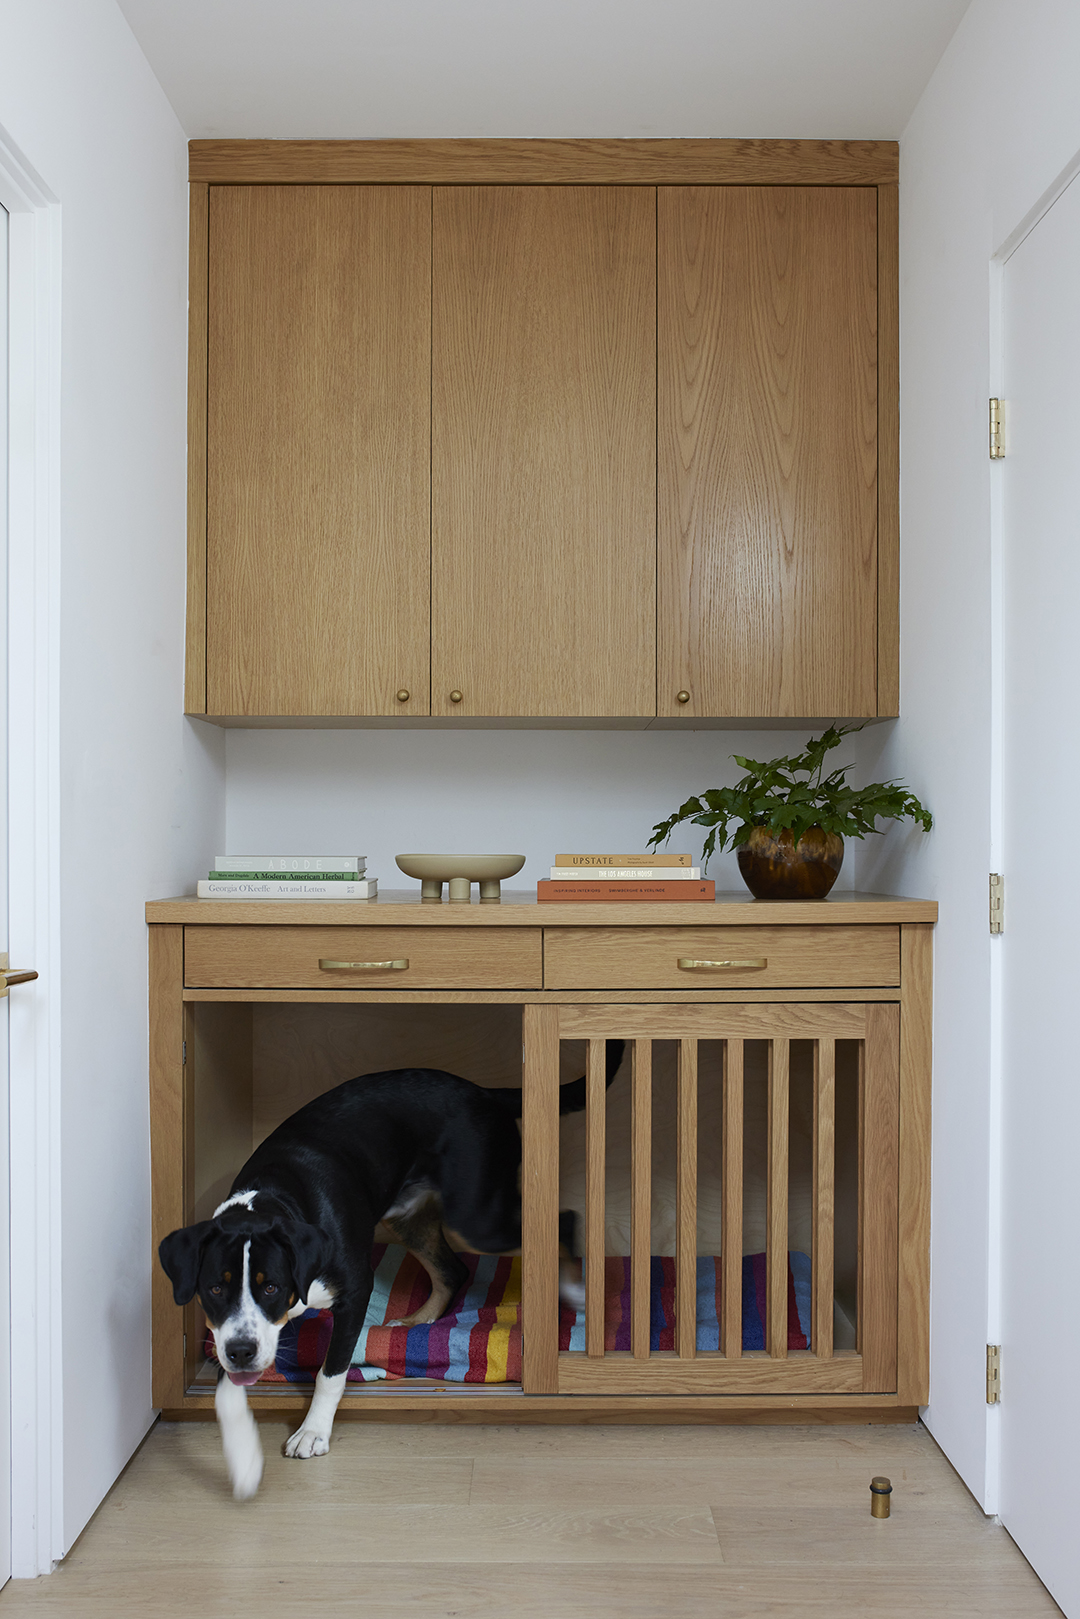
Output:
[318, 958, 409, 971]
[677, 957, 767, 970]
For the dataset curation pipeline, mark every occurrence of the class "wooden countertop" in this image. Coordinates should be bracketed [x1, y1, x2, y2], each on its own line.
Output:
[146, 890, 937, 926]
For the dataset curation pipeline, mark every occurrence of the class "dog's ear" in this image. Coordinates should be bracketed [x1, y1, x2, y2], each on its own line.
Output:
[279, 1220, 331, 1302]
[158, 1222, 215, 1305]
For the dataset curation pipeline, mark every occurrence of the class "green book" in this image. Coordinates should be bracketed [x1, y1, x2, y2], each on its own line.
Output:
[207, 869, 361, 882]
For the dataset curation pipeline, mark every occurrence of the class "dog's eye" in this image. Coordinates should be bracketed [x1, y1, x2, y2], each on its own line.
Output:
[263, 1282, 278, 1296]
[208, 1284, 222, 1296]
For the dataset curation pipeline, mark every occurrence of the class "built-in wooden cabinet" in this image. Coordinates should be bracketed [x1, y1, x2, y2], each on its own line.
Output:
[186, 140, 898, 724]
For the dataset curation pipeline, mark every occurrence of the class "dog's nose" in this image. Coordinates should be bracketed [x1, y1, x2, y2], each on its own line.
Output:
[225, 1338, 258, 1368]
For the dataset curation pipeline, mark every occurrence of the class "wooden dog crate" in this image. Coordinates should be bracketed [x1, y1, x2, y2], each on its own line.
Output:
[148, 892, 934, 1424]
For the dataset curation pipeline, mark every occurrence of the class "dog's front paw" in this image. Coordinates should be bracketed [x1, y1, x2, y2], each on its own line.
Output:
[284, 1425, 331, 1460]
[224, 1419, 264, 1499]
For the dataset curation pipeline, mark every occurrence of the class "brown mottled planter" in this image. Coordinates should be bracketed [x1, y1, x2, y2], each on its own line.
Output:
[736, 825, 844, 900]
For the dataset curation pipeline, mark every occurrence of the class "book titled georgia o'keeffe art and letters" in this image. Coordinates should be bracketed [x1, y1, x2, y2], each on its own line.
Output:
[199, 855, 375, 899]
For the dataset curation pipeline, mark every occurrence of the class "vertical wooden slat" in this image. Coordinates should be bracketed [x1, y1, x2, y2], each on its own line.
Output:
[185, 183, 209, 715]
[521, 1005, 561, 1393]
[676, 1039, 698, 1358]
[630, 1040, 653, 1358]
[856, 1039, 865, 1355]
[897, 924, 933, 1405]
[585, 1037, 607, 1358]
[767, 1038, 790, 1359]
[721, 1039, 744, 1359]
[150, 926, 186, 1409]
[861, 1003, 900, 1391]
[812, 1039, 836, 1359]
[876, 181, 900, 716]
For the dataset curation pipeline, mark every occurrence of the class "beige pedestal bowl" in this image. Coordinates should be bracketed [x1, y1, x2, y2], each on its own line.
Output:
[395, 854, 526, 903]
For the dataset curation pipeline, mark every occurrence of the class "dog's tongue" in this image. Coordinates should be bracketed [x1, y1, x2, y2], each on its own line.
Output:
[227, 1371, 260, 1387]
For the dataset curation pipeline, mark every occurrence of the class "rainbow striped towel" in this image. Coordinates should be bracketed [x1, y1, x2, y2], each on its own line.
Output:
[206, 1244, 812, 1384]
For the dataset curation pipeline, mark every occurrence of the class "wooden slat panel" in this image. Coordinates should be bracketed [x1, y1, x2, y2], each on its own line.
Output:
[860, 1004, 900, 1391]
[721, 1040, 744, 1360]
[559, 1003, 869, 1041]
[767, 1040, 790, 1358]
[558, 1350, 864, 1396]
[190, 138, 900, 187]
[876, 182, 900, 715]
[657, 186, 878, 719]
[206, 185, 431, 716]
[521, 1006, 561, 1393]
[585, 1038, 607, 1358]
[676, 1039, 698, 1358]
[543, 924, 899, 990]
[150, 926, 186, 1409]
[432, 186, 655, 718]
[185, 183, 209, 715]
[898, 926, 933, 1404]
[631, 1041, 653, 1358]
[812, 1039, 836, 1359]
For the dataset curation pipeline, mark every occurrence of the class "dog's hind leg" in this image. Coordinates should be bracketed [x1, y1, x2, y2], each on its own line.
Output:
[216, 1370, 264, 1500]
[382, 1189, 468, 1325]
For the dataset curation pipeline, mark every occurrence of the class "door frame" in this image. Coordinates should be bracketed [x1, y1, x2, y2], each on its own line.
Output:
[0, 121, 63, 1579]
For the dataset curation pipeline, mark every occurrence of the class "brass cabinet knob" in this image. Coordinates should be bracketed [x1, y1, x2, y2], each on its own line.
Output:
[396, 689, 410, 702]
[676, 690, 691, 704]
[449, 690, 463, 704]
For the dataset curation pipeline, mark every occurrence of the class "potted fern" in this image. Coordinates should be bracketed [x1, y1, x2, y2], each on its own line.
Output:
[648, 726, 932, 900]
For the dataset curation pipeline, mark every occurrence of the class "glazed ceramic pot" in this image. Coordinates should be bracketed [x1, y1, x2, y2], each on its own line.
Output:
[736, 825, 844, 901]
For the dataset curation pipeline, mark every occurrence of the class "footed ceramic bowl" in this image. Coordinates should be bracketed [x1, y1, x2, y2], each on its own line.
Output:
[395, 853, 526, 902]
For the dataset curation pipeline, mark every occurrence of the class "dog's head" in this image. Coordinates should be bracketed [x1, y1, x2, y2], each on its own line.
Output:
[158, 1210, 331, 1385]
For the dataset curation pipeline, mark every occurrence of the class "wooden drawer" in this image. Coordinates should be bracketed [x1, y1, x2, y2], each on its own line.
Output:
[542, 925, 899, 990]
[184, 926, 543, 989]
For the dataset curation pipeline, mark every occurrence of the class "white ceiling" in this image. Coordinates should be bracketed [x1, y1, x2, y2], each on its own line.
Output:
[116, 0, 972, 142]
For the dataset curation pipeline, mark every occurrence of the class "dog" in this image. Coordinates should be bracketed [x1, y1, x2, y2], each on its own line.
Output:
[158, 1041, 624, 1498]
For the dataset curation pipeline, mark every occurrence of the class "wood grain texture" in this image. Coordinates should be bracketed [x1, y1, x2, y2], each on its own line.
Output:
[897, 925, 933, 1404]
[812, 1039, 836, 1359]
[522, 1005, 561, 1393]
[183, 925, 543, 989]
[544, 923, 899, 990]
[150, 927, 185, 1410]
[876, 183, 900, 715]
[185, 183, 209, 715]
[766, 1040, 790, 1359]
[190, 138, 900, 186]
[631, 1041, 653, 1358]
[558, 1351, 864, 1396]
[657, 187, 879, 718]
[559, 1003, 868, 1042]
[861, 1003, 900, 1392]
[585, 1039, 607, 1357]
[721, 1041, 744, 1359]
[169, 1392, 916, 1420]
[431, 186, 655, 717]
[205, 186, 431, 715]
[676, 1040, 698, 1358]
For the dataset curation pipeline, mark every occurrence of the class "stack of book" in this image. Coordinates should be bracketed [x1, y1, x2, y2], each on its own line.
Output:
[536, 853, 714, 903]
[197, 856, 377, 900]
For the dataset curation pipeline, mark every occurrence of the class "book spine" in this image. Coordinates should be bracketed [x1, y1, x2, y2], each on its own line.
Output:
[536, 880, 715, 902]
[554, 853, 692, 868]
[208, 870, 361, 881]
[212, 857, 365, 874]
[549, 867, 700, 880]
[197, 879, 377, 899]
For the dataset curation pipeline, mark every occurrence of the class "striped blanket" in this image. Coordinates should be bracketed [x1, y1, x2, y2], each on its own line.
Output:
[205, 1244, 812, 1384]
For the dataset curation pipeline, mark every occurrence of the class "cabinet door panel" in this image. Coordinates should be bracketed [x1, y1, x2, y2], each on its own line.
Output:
[658, 188, 878, 718]
[432, 186, 656, 718]
[206, 186, 431, 716]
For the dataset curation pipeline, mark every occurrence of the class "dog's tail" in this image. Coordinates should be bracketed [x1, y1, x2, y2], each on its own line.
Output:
[485, 1038, 625, 1120]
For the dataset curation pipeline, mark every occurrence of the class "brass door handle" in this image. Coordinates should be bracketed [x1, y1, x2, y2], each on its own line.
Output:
[318, 958, 409, 971]
[0, 957, 39, 997]
[677, 957, 767, 970]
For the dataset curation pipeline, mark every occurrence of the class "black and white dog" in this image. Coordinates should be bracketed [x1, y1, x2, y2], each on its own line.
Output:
[158, 1043, 623, 1498]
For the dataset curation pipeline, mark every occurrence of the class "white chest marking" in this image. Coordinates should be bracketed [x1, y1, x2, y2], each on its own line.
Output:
[214, 1189, 257, 1216]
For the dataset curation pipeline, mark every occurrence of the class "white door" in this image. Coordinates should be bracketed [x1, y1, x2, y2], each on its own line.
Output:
[999, 168, 1080, 1616]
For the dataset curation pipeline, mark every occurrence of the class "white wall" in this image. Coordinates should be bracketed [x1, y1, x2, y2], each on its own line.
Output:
[0, 0, 225, 1559]
[853, 0, 1080, 1516]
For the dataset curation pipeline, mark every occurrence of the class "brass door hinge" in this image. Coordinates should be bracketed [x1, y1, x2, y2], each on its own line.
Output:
[987, 1344, 1001, 1404]
[989, 874, 1004, 935]
[989, 398, 1005, 458]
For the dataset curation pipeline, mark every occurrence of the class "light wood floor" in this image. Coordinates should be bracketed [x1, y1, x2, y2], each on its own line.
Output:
[0, 1419, 1060, 1617]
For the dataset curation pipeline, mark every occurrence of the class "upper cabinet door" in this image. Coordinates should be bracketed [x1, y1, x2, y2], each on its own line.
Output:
[431, 187, 656, 718]
[205, 186, 431, 716]
[657, 188, 879, 718]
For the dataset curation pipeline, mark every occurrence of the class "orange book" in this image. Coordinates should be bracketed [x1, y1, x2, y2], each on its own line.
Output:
[536, 879, 715, 902]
